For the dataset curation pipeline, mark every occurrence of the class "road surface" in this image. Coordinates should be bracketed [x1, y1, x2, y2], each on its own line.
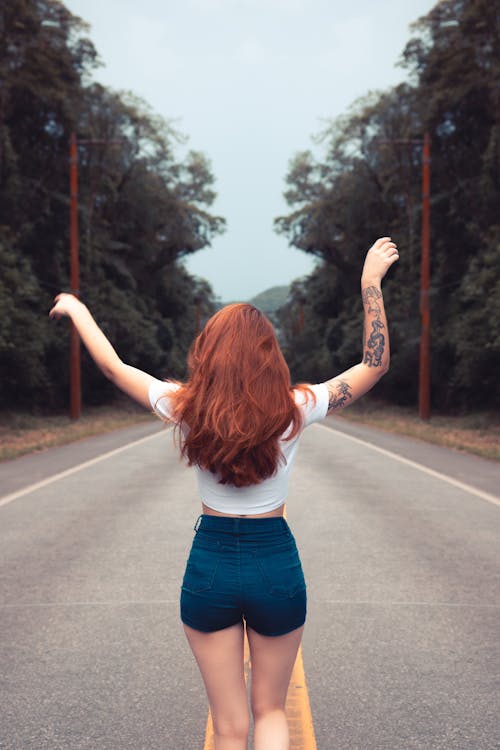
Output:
[0, 418, 498, 749]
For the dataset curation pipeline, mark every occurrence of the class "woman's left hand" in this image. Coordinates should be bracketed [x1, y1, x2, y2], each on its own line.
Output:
[49, 293, 83, 321]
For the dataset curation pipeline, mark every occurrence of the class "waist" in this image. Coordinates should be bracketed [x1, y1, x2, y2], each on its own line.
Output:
[201, 501, 285, 518]
[194, 513, 291, 537]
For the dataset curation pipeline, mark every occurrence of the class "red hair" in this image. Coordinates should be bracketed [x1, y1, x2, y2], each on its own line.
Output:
[168, 303, 311, 487]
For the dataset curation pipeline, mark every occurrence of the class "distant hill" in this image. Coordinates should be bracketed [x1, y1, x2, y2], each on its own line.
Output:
[247, 285, 290, 314]
[217, 285, 290, 315]
[215, 285, 289, 342]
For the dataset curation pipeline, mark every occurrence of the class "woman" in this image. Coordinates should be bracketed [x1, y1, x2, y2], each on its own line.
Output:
[49, 236, 398, 749]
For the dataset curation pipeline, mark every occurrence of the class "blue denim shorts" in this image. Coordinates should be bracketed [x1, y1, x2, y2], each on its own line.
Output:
[180, 515, 307, 636]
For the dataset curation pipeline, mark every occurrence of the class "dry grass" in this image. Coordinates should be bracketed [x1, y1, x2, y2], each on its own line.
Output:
[0, 401, 151, 462]
[1, 399, 498, 465]
[338, 400, 500, 462]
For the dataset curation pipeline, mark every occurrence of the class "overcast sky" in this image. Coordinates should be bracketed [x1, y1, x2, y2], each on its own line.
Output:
[64, 0, 436, 302]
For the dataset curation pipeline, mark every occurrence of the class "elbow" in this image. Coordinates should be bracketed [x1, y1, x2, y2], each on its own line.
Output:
[101, 366, 116, 382]
[101, 359, 123, 383]
[361, 355, 389, 378]
[377, 359, 390, 378]
[380, 359, 390, 377]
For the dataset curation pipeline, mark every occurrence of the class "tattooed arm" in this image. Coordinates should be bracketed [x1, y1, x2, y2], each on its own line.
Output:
[361, 285, 388, 370]
[324, 237, 399, 413]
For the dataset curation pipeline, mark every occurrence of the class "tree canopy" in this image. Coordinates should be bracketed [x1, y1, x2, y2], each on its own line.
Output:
[276, 0, 500, 410]
[0, 0, 225, 409]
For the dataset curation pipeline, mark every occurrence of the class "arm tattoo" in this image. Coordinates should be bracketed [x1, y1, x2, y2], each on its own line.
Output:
[362, 285, 385, 367]
[327, 379, 353, 412]
[361, 286, 382, 304]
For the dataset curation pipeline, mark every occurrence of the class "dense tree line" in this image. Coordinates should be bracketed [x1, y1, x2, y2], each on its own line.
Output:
[0, 0, 224, 409]
[276, 0, 499, 411]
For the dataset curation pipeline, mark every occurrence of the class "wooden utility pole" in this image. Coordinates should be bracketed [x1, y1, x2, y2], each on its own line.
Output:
[376, 133, 432, 417]
[419, 132, 431, 420]
[69, 132, 81, 420]
[67, 134, 125, 420]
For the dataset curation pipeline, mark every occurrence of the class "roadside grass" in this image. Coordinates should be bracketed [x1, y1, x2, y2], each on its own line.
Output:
[337, 399, 500, 462]
[1, 398, 498, 464]
[0, 400, 151, 462]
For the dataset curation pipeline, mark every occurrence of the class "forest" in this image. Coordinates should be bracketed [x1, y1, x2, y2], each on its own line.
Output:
[0, 0, 224, 409]
[276, 0, 499, 411]
[1, 0, 498, 414]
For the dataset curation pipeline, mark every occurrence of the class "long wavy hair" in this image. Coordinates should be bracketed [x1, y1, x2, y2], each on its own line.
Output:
[165, 303, 311, 487]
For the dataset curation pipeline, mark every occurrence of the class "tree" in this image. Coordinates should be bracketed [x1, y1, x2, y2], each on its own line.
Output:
[0, 0, 225, 409]
[276, 0, 500, 410]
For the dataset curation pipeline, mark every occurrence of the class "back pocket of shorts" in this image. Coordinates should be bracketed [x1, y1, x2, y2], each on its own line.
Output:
[181, 543, 220, 593]
[251, 542, 306, 599]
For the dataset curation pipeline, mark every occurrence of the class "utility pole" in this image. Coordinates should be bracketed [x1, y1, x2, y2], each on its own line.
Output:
[419, 132, 431, 420]
[68, 133, 125, 420]
[69, 132, 81, 420]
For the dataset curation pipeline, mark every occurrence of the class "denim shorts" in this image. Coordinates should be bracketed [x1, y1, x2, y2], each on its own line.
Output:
[180, 514, 307, 636]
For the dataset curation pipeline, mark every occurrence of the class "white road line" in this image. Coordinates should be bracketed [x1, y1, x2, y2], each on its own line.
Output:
[2, 422, 497, 509]
[317, 600, 500, 609]
[314, 422, 500, 508]
[0, 430, 165, 509]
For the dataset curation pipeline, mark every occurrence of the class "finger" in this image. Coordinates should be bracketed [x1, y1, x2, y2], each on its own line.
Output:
[374, 236, 391, 248]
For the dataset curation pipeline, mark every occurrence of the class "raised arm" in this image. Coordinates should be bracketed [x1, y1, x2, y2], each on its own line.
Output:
[49, 294, 154, 409]
[323, 237, 399, 412]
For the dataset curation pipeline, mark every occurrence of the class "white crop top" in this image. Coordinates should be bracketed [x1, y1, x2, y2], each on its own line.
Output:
[149, 378, 329, 514]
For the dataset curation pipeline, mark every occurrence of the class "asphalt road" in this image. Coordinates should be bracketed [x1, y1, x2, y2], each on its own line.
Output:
[0, 419, 499, 750]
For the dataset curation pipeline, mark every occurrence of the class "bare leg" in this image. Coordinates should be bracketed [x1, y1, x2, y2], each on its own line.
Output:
[247, 625, 304, 750]
[183, 622, 249, 750]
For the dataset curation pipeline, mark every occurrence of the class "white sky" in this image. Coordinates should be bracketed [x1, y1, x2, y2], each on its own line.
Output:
[64, 0, 436, 301]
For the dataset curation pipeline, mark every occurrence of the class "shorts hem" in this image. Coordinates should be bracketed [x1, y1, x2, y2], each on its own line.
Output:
[181, 616, 243, 633]
[245, 619, 306, 637]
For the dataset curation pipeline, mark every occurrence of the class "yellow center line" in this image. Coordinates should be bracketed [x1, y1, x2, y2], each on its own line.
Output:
[203, 632, 316, 749]
[202, 634, 251, 750]
[285, 645, 317, 750]
[203, 511, 317, 748]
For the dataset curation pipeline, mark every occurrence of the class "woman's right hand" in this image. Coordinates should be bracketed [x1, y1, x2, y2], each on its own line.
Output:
[49, 293, 83, 321]
[361, 237, 399, 284]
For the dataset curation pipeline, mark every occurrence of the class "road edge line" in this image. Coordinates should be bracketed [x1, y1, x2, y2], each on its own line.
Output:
[0, 429, 165, 509]
[313, 422, 500, 508]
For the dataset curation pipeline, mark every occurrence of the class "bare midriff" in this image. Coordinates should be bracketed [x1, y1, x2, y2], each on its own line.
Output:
[201, 501, 285, 518]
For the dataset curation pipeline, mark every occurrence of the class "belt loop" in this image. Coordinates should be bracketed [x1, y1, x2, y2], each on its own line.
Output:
[193, 514, 203, 532]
